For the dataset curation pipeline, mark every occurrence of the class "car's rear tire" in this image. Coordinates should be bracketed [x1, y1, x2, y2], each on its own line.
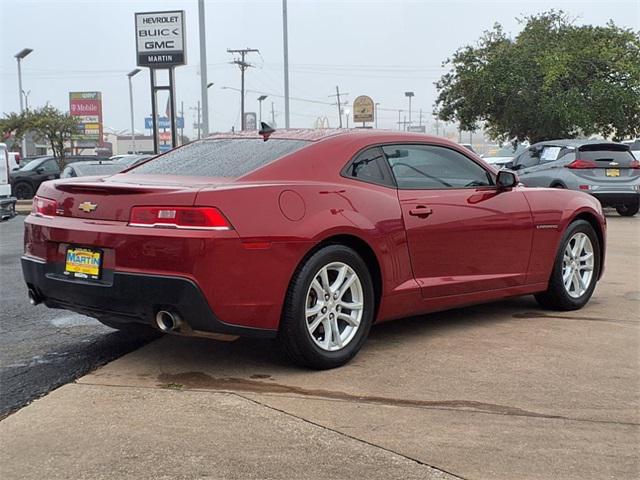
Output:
[13, 182, 34, 200]
[535, 220, 600, 311]
[97, 317, 161, 337]
[615, 202, 639, 217]
[277, 244, 375, 369]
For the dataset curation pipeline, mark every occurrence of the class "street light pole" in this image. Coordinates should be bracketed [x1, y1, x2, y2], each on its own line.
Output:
[398, 110, 402, 131]
[374, 103, 379, 129]
[404, 91, 414, 129]
[15, 48, 33, 157]
[257, 95, 268, 125]
[198, 0, 210, 137]
[127, 68, 141, 153]
[282, 0, 290, 128]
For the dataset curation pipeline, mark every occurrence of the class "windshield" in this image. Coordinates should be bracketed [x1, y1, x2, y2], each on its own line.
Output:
[493, 144, 527, 157]
[19, 158, 45, 171]
[131, 138, 311, 177]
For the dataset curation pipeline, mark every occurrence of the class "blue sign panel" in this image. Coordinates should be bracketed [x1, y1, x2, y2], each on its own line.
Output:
[158, 144, 172, 153]
[145, 117, 184, 129]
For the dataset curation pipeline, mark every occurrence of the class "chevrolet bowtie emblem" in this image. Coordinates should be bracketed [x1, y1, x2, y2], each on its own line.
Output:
[78, 201, 97, 213]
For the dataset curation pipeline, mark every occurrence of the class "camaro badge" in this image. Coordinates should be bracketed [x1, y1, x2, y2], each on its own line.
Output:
[78, 202, 97, 213]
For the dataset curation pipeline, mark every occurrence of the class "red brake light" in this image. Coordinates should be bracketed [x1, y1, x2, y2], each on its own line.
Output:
[566, 159, 598, 169]
[630, 160, 640, 169]
[129, 206, 232, 230]
[32, 196, 57, 217]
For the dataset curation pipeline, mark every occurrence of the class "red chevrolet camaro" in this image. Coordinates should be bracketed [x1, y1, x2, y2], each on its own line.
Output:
[22, 129, 606, 368]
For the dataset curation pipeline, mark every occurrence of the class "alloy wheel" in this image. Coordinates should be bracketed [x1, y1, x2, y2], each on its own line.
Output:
[305, 261, 364, 352]
[562, 232, 594, 298]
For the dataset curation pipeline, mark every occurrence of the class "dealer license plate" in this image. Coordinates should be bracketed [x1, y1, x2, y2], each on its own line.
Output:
[64, 247, 102, 279]
[606, 168, 620, 177]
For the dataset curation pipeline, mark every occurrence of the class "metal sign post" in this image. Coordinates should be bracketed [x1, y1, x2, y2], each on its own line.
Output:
[135, 10, 186, 154]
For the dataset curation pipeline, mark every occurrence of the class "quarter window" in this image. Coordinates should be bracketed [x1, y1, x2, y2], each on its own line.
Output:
[382, 145, 493, 189]
[345, 147, 394, 186]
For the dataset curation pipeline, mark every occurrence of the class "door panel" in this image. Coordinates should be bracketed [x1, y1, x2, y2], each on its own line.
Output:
[399, 187, 534, 298]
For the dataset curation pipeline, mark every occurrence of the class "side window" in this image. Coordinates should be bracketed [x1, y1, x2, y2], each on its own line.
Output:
[515, 149, 540, 168]
[41, 159, 59, 173]
[345, 147, 394, 187]
[382, 144, 493, 189]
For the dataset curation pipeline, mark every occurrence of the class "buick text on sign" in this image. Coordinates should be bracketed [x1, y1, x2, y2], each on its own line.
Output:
[135, 10, 186, 67]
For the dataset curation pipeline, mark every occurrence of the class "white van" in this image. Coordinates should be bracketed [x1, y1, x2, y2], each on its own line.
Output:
[0, 143, 17, 220]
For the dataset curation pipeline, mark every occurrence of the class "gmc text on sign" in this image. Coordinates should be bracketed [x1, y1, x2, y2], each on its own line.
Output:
[135, 11, 186, 67]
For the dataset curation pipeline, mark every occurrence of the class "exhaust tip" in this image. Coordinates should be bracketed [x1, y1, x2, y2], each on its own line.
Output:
[28, 288, 41, 306]
[155, 310, 181, 332]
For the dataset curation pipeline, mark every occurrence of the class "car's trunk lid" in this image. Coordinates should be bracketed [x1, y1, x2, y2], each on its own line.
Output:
[45, 174, 231, 222]
[570, 145, 639, 182]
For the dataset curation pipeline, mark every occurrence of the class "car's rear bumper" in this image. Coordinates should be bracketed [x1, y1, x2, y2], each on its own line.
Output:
[21, 255, 276, 338]
[590, 191, 639, 207]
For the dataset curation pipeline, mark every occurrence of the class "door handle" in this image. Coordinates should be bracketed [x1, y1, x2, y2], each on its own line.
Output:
[409, 206, 433, 218]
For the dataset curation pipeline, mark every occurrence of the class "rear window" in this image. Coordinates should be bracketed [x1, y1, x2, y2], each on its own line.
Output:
[131, 138, 310, 177]
[578, 145, 636, 166]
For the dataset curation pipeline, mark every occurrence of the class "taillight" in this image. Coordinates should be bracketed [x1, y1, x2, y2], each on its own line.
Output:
[32, 196, 57, 217]
[630, 160, 640, 169]
[566, 159, 598, 169]
[129, 206, 233, 230]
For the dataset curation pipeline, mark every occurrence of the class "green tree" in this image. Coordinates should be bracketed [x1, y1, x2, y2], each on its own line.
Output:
[0, 111, 30, 149]
[435, 11, 640, 143]
[28, 106, 79, 168]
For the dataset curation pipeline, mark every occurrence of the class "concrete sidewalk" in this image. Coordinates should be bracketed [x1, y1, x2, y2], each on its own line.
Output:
[1, 216, 638, 479]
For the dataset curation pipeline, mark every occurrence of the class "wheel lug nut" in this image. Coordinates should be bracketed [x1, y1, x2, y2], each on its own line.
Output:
[333, 294, 338, 299]
[324, 294, 330, 300]
[321, 307, 327, 313]
[329, 313, 334, 319]
[336, 306, 341, 312]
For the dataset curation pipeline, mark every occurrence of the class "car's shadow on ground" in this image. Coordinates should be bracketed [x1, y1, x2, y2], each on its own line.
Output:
[150, 295, 548, 374]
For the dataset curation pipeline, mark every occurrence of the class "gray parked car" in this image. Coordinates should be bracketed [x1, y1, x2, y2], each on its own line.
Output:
[507, 140, 640, 216]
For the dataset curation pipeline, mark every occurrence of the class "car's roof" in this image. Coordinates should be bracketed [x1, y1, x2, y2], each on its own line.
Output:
[532, 139, 626, 148]
[205, 128, 449, 144]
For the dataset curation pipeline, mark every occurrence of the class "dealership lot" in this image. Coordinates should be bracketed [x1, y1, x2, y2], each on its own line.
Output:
[1, 213, 638, 479]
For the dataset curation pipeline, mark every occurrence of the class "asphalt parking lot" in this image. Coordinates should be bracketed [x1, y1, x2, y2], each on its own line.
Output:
[1, 214, 638, 480]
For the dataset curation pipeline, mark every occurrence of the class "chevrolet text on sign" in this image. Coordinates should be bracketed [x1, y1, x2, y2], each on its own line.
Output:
[135, 10, 186, 67]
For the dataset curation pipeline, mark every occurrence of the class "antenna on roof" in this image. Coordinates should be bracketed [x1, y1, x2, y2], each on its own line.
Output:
[258, 122, 275, 142]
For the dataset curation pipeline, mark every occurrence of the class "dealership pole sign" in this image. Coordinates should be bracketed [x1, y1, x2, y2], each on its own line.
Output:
[135, 11, 186, 68]
[69, 92, 103, 148]
[135, 10, 186, 154]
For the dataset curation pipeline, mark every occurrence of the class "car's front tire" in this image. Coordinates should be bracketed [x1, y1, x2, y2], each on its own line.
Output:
[535, 220, 601, 311]
[615, 202, 639, 217]
[277, 245, 375, 369]
[13, 182, 34, 200]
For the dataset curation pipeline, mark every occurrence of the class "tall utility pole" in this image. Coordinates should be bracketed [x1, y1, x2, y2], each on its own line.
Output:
[271, 102, 276, 126]
[198, 0, 210, 136]
[180, 101, 184, 144]
[328, 86, 348, 128]
[127, 69, 141, 153]
[282, 0, 290, 128]
[374, 103, 379, 129]
[190, 102, 201, 139]
[227, 48, 259, 130]
[15, 48, 33, 157]
[397, 110, 402, 131]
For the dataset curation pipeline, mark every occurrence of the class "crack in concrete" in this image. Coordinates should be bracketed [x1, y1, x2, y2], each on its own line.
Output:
[512, 311, 637, 325]
[156, 371, 640, 427]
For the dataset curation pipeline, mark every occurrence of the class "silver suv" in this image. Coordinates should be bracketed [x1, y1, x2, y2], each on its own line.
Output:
[507, 140, 640, 216]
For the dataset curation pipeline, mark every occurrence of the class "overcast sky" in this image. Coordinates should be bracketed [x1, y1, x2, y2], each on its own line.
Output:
[1, 0, 638, 138]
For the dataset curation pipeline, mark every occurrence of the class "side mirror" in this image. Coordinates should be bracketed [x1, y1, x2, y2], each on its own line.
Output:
[496, 170, 518, 190]
[35, 167, 44, 174]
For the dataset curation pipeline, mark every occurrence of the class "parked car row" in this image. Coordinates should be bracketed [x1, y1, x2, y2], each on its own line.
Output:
[9, 154, 153, 199]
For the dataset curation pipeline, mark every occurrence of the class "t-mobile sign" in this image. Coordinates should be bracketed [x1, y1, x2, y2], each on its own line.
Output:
[135, 10, 186, 67]
[69, 92, 103, 145]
